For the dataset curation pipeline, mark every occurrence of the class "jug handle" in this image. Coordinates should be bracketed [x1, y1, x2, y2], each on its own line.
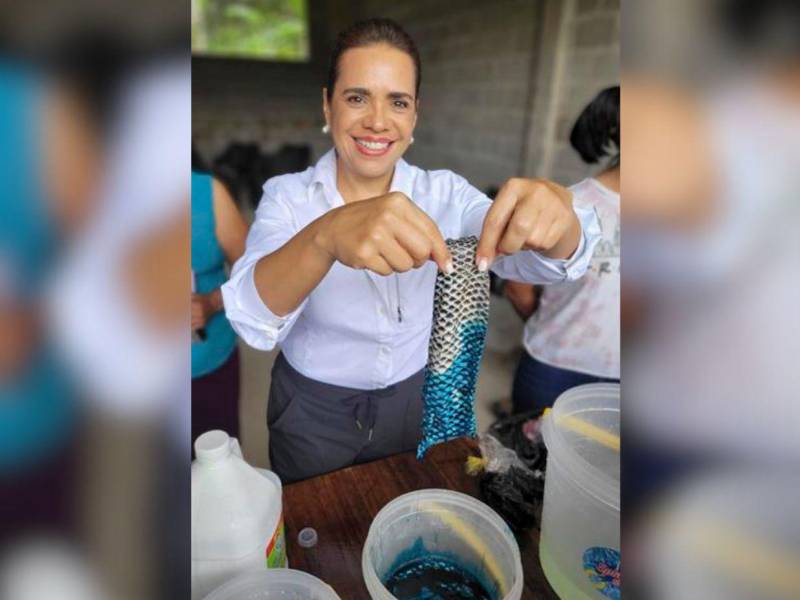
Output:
[229, 436, 243, 458]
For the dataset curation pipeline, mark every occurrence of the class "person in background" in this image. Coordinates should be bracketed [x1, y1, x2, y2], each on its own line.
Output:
[506, 86, 620, 413]
[191, 156, 248, 446]
[0, 61, 81, 541]
[0, 33, 127, 535]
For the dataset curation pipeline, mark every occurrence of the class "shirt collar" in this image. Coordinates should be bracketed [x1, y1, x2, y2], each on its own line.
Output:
[309, 147, 414, 206]
[309, 148, 339, 204]
[388, 155, 414, 198]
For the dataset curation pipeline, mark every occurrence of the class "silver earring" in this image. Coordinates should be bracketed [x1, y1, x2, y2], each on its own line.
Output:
[410, 136, 415, 144]
[322, 124, 330, 134]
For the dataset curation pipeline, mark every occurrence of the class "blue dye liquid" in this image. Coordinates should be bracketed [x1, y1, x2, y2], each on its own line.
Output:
[384, 554, 496, 600]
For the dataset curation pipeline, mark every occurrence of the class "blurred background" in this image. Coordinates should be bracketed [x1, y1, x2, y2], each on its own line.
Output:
[622, 0, 800, 598]
[0, 1, 189, 599]
[192, 0, 620, 469]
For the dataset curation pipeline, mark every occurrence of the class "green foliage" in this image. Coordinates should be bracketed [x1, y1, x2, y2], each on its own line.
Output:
[192, 0, 309, 61]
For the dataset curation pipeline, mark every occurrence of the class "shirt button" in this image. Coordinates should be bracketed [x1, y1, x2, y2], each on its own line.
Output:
[380, 346, 389, 355]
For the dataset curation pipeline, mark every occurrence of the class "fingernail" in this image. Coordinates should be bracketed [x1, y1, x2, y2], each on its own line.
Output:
[477, 257, 489, 272]
[444, 260, 454, 275]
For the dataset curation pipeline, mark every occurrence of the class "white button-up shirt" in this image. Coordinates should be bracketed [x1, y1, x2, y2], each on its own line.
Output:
[222, 149, 601, 390]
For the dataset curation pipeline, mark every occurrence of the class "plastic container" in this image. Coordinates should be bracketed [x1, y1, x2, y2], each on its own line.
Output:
[203, 569, 341, 600]
[539, 384, 620, 600]
[362, 489, 523, 600]
[192, 431, 287, 600]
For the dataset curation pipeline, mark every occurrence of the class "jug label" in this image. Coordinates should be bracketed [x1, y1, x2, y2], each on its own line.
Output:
[266, 515, 287, 568]
[582, 546, 620, 599]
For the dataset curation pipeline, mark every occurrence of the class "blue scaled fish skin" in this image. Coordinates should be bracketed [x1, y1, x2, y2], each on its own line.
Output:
[418, 237, 490, 459]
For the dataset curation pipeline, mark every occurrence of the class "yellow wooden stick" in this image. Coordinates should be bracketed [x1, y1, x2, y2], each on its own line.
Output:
[418, 500, 509, 597]
[543, 408, 620, 452]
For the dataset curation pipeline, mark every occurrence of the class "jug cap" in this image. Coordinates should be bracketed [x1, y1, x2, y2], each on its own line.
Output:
[195, 430, 233, 463]
[298, 527, 318, 548]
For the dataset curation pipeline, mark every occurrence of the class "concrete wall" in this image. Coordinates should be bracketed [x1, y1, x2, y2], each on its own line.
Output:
[192, 0, 619, 190]
[541, 0, 621, 183]
[192, 0, 368, 163]
[358, 0, 542, 191]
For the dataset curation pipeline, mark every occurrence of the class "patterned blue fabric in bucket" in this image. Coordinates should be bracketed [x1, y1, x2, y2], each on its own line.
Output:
[418, 237, 490, 459]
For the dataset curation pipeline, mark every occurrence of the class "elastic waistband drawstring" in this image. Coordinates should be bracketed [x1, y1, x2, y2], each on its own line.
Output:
[353, 397, 376, 441]
[352, 385, 394, 441]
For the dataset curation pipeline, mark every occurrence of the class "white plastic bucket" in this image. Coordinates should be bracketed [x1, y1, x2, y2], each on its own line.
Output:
[539, 383, 620, 599]
[203, 569, 341, 599]
[362, 489, 523, 600]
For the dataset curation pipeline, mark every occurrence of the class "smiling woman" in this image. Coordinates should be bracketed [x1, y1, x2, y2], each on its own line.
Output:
[324, 43, 418, 195]
[322, 20, 420, 188]
[220, 18, 602, 483]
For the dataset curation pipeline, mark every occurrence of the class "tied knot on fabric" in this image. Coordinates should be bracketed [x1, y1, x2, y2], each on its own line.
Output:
[348, 384, 395, 442]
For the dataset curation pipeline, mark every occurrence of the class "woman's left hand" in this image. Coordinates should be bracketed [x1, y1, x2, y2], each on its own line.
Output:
[191, 290, 222, 331]
[476, 178, 581, 270]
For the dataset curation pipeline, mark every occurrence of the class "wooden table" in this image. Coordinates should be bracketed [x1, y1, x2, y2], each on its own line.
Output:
[283, 438, 558, 599]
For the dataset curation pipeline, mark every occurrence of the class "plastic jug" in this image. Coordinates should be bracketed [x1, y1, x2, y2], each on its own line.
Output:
[539, 384, 620, 600]
[192, 430, 287, 600]
[362, 489, 523, 600]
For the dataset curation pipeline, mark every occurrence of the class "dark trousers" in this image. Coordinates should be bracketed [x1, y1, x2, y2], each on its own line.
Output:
[191, 348, 240, 453]
[511, 352, 619, 414]
[268, 353, 424, 484]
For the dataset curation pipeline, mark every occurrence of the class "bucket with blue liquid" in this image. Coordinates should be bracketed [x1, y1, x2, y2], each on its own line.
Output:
[362, 489, 523, 600]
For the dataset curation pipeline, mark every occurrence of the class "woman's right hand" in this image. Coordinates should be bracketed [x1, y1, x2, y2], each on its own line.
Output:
[313, 192, 453, 275]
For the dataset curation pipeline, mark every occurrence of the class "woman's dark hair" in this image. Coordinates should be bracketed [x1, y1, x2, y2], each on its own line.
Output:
[569, 86, 620, 166]
[326, 18, 421, 101]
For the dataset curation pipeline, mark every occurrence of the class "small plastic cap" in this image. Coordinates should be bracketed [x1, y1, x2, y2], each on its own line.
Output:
[298, 527, 318, 548]
[195, 430, 232, 463]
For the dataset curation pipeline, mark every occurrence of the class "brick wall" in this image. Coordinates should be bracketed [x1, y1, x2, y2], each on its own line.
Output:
[354, 0, 542, 191]
[192, 0, 619, 190]
[192, 59, 330, 161]
[548, 0, 620, 183]
[192, 0, 358, 163]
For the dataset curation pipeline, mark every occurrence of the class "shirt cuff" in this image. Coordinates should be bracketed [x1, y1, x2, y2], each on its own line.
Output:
[221, 260, 302, 348]
[534, 204, 602, 282]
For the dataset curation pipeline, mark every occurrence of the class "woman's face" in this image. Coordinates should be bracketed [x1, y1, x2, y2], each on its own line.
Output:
[323, 43, 418, 182]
